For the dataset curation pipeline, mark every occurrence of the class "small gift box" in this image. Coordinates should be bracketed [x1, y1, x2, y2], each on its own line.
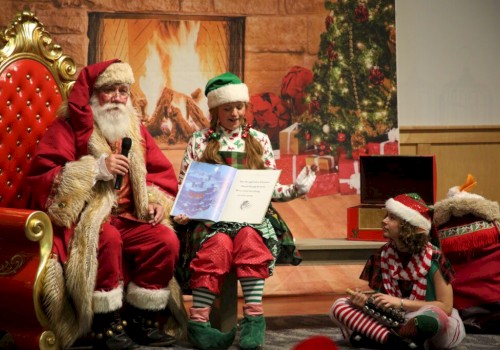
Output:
[279, 123, 305, 155]
[366, 141, 399, 155]
[338, 156, 360, 195]
[275, 154, 307, 184]
[305, 155, 335, 173]
[366, 128, 400, 155]
[307, 171, 340, 198]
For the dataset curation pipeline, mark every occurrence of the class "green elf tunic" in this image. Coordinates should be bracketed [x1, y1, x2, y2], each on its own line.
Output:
[175, 125, 302, 292]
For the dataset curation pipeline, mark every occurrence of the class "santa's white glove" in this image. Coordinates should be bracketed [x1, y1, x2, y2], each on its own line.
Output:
[294, 165, 317, 195]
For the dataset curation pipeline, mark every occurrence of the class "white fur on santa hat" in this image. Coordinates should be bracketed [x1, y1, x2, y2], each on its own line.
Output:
[95, 62, 135, 89]
[207, 83, 249, 109]
[446, 185, 485, 200]
[385, 198, 431, 234]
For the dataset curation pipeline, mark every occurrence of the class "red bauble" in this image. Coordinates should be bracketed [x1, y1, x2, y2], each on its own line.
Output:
[325, 15, 334, 31]
[305, 131, 311, 141]
[354, 4, 369, 23]
[337, 132, 346, 143]
[327, 44, 338, 62]
[369, 66, 385, 85]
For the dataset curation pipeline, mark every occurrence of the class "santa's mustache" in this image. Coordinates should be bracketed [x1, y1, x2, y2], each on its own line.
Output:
[102, 103, 127, 113]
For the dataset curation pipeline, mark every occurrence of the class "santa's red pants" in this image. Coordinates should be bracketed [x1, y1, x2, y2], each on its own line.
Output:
[190, 227, 274, 294]
[95, 216, 179, 291]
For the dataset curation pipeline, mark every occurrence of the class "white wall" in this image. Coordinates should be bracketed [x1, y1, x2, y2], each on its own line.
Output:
[396, 0, 500, 126]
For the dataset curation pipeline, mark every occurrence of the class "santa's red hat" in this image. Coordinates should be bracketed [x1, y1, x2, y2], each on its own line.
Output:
[385, 193, 432, 234]
[68, 59, 134, 157]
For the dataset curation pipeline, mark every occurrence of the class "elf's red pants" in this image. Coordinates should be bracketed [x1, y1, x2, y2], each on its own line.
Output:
[95, 216, 179, 291]
[189, 227, 274, 294]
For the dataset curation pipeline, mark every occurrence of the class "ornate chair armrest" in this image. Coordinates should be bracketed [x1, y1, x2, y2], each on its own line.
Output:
[0, 208, 53, 327]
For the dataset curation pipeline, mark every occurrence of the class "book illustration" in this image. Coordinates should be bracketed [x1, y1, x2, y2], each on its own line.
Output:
[171, 161, 281, 224]
[172, 161, 234, 220]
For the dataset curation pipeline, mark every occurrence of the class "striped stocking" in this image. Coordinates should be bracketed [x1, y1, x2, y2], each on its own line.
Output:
[240, 278, 265, 304]
[192, 288, 217, 308]
[330, 297, 390, 344]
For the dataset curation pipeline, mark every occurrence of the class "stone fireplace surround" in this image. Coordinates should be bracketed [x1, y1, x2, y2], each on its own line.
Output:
[2, 0, 327, 99]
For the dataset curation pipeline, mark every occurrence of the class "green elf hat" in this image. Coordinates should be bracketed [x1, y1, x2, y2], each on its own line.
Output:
[205, 72, 249, 109]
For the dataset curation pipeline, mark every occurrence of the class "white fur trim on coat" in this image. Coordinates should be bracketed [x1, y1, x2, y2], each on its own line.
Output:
[207, 83, 249, 109]
[386, 198, 431, 234]
[126, 282, 171, 311]
[93, 284, 124, 313]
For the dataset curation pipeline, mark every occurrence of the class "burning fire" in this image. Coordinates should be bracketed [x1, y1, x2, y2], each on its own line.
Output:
[139, 21, 211, 119]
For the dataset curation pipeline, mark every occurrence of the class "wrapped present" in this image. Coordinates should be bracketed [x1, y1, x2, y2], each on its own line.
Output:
[366, 127, 400, 155]
[279, 122, 305, 155]
[307, 171, 340, 198]
[305, 155, 335, 172]
[275, 154, 307, 184]
[366, 141, 399, 155]
[338, 156, 360, 195]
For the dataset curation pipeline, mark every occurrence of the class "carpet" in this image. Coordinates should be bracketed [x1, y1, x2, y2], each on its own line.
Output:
[172, 315, 499, 350]
[2, 315, 499, 349]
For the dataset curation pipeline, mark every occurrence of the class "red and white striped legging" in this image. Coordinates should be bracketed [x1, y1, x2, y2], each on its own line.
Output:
[329, 297, 390, 344]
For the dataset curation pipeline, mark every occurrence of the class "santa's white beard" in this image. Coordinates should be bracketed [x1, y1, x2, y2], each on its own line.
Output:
[90, 95, 134, 143]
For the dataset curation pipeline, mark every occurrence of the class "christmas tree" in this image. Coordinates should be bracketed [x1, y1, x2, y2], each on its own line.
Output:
[298, 0, 397, 158]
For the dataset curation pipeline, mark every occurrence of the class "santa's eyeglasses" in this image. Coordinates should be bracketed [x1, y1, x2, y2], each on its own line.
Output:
[99, 84, 130, 98]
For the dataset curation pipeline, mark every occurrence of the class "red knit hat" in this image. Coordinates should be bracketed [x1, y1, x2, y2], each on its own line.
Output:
[385, 193, 432, 234]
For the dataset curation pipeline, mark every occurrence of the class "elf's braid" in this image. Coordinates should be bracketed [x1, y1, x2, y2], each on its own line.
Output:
[200, 109, 224, 164]
[244, 130, 265, 170]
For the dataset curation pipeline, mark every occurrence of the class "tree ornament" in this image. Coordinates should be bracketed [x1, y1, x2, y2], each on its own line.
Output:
[323, 124, 330, 134]
[327, 44, 338, 62]
[337, 132, 346, 143]
[369, 66, 385, 85]
[325, 13, 334, 31]
[354, 4, 369, 23]
[305, 130, 311, 141]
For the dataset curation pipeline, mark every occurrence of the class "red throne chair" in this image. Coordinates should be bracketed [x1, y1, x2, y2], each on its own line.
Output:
[0, 11, 76, 349]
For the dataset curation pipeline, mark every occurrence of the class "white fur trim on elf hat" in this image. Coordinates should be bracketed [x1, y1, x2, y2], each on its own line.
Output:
[385, 198, 431, 234]
[95, 62, 135, 89]
[207, 82, 249, 109]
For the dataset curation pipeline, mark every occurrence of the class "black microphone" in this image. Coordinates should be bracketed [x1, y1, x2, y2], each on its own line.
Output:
[114, 137, 132, 190]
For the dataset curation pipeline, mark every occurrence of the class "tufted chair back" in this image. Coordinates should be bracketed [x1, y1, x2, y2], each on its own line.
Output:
[0, 11, 76, 349]
[0, 13, 75, 209]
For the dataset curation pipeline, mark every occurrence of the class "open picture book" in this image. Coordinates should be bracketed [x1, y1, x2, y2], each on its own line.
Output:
[170, 161, 281, 224]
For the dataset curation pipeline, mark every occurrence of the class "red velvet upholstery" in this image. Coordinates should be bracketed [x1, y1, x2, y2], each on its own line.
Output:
[0, 11, 76, 349]
[0, 59, 62, 208]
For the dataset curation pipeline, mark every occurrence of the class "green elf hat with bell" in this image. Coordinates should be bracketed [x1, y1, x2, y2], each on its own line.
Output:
[205, 72, 249, 109]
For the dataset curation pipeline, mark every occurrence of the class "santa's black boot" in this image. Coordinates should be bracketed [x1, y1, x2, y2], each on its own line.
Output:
[91, 311, 140, 350]
[126, 306, 176, 347]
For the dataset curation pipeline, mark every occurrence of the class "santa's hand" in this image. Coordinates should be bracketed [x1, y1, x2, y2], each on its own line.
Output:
[294, 165, 317, 195]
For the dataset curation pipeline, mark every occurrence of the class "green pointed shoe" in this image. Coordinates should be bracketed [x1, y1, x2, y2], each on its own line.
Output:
[239, 315, 266, 350]
[187, 320, 236, 350]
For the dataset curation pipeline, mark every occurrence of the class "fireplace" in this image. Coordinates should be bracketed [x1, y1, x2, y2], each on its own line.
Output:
[88, 13, 245, 149]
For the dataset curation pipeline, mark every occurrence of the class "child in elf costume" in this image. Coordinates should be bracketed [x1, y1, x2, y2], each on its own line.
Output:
[173, 72, 317, 350]
[329, 193, 465, 349]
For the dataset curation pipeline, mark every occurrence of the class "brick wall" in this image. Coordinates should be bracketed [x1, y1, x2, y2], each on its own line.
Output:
[2, 0, 328, 96]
